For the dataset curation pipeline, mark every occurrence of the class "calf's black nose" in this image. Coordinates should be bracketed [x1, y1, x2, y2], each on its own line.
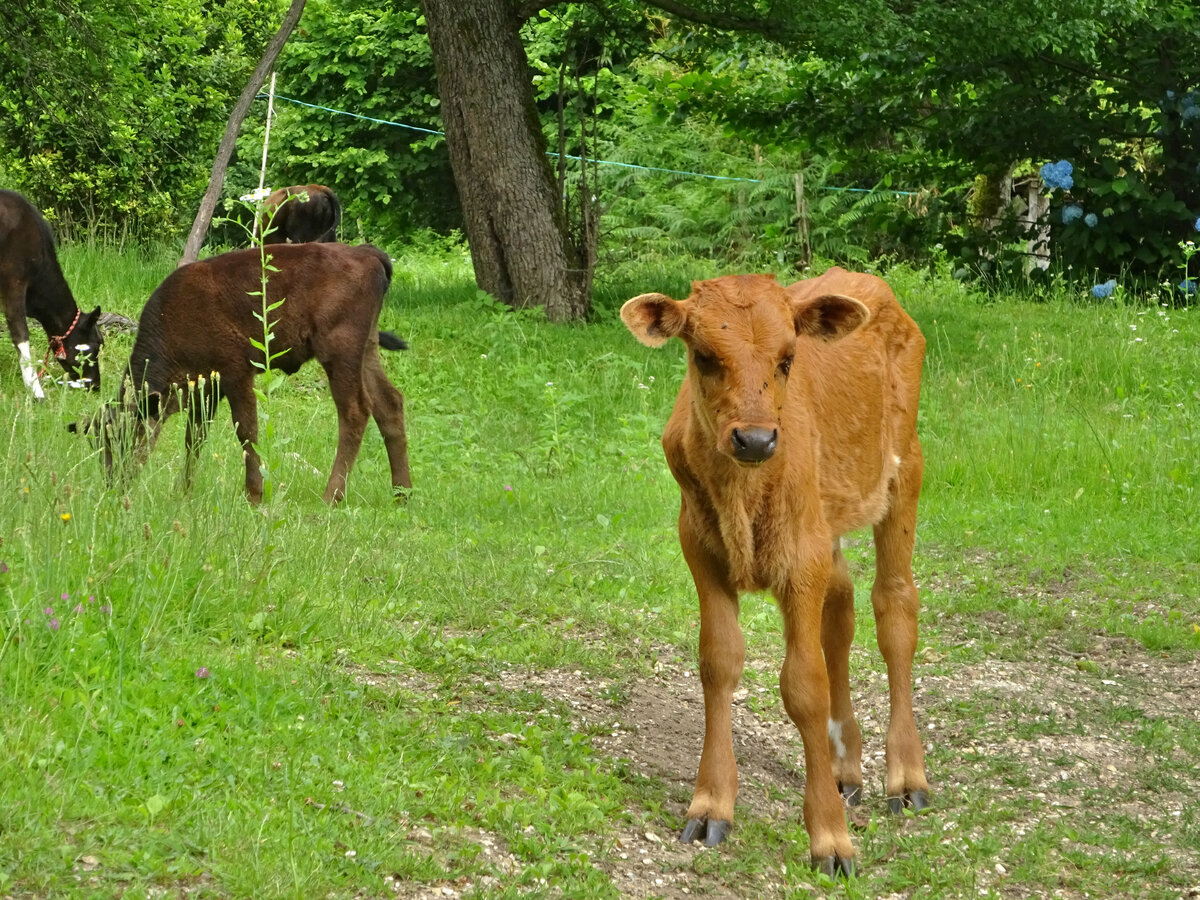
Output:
[731, 426, 778, 463]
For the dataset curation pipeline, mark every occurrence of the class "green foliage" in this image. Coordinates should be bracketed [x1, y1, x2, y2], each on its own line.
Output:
[662, 0, 1200, 286]
[1045, 142, 1199, 289]
[222, 0, 456, 246]
[0, 0, 283, 239]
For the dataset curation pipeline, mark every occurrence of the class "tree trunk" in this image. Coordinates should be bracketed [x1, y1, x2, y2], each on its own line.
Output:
[178, 0, 307, 267]
[420, 0, 590, 322]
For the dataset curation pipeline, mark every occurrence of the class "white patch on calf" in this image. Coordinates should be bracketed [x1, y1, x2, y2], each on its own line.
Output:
[827, 718, 847, 759]
[17, 341, 45, 400]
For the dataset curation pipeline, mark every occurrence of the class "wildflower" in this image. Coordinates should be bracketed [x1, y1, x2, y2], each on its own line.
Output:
[48, 618, 60, 631]
[72, 604, 83, 614]
[1062, 205, 1084, 224]
[60, 513, 71, 523]
[99, 604, 112, 615]
[239, 187, 273, 202]
[0, 561, 7, 574]
[44, 607, 54, 616]
[504, 485, 513, 491]
[1091, 279, 1117, 298]
[196, 667, 211, 679]
[1039, 160, 1074, 191]
[1179, 279, 1197, 295]
[1084, 213, 1098, 228]
[61, 592, 69, 601]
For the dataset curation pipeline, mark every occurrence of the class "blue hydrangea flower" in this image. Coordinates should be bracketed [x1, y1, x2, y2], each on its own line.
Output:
[1040, 160, 1074, 191]
[1084, 213, 1098, 227]
[1194, 216, 1200, 232]
[1184, 106, 1200, 122]
[1179, 279, 1197, 295]
[1062, 204, 1084, 224]
[1091, 279, 1117, 298]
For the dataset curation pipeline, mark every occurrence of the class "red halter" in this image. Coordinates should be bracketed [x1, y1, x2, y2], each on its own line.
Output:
[39, 307, 82, 376]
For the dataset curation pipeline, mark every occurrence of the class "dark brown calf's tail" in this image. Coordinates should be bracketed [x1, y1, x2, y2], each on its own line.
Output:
[378, 331, 408, 351]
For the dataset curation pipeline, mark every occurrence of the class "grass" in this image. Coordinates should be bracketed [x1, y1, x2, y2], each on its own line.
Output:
[0, 244, 1197, 898]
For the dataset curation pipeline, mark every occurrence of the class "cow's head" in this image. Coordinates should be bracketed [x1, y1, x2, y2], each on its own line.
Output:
[56, 306, 104, 391]
[621, 274, 869, 465]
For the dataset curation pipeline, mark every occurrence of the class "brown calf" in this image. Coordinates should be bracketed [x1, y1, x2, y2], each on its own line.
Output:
[621, 268, 929, 875]
[99, 242, 410, 504]
[261, 184, 341, 244]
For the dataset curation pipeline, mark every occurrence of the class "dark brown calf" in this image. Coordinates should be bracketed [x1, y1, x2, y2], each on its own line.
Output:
[621, 268, 929, 875]
[0, 189, 104, 397]
[261, 184, 341, 244]
[103, 242, 410, 503]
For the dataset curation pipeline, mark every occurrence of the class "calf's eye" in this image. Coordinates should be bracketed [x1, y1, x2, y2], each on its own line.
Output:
[692, 351, 722, 375]
[777, 355, 794, 376]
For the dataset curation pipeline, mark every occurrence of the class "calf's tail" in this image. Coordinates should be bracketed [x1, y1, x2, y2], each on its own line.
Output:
[378, 331, 408, 352]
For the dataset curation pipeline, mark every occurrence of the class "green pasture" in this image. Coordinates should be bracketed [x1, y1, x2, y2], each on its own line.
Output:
[1, 245, 1197, 898]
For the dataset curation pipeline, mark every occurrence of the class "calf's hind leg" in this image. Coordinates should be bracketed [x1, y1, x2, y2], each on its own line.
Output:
[321, 358, 371, 503]
[362, 349, 411, 494]
[871, 454, 930, 813]
[822, 543, 865, 805]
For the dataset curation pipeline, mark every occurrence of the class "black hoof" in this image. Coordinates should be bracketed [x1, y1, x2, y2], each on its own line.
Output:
[840, 783, 863, 807]
[680, 817, 732, 846]
[812, 853, 856, 878]
[888, 791, 931, 815]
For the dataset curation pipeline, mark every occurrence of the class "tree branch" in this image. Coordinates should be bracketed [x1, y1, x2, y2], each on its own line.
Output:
[638, 0, 793, 38]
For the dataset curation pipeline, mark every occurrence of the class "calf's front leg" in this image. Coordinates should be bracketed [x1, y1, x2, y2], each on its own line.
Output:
[678, 522, 744, 847]
[779, 548, 857, 877]
[226, 387, 263, 504]
[2, 282, 45, 400]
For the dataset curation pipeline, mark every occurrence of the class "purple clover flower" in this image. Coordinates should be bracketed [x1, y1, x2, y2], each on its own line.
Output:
[0, 561, 8, 574]
[1091, 279, 1117, 298]
[44, 607, 54, 616]
[1062, 204, 1084, 224]
[196, 667, 211, 679]
[1040, 160, 1074, 191]
[48, 618, 60, 632]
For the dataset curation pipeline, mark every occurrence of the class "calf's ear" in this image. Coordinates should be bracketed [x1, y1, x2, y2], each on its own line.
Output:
[794, 293, 870, 341]
[620, 293, 687, 348]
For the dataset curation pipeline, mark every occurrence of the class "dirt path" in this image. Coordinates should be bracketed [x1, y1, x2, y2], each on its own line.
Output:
[367, 628, 1199, 899]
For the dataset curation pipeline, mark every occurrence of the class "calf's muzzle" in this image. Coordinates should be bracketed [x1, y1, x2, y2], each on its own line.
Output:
[730, 425, 778, 463]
